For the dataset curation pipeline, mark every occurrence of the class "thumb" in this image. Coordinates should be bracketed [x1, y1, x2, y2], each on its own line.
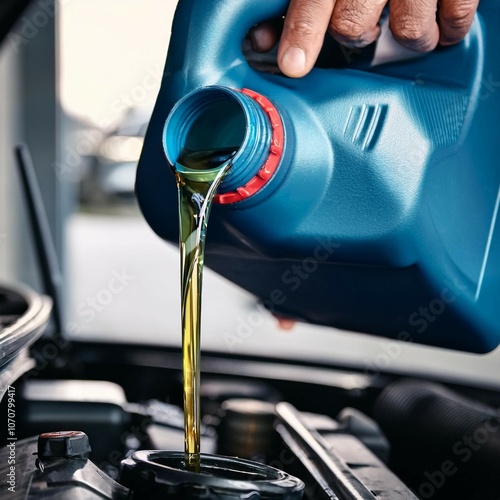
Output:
[278, 0, 335, 78]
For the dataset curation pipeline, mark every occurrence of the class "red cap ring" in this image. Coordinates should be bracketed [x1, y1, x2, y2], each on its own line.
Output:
[214, 88, 284, 205]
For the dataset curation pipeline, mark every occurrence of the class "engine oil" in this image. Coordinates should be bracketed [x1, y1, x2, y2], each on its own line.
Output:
[174, 149, 232, 471]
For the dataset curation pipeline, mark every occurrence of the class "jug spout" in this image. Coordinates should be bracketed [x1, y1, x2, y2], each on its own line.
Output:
[163, 86, 285, 204]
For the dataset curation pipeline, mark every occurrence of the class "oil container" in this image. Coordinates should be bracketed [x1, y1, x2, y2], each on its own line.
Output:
[136, 0, 500, 353]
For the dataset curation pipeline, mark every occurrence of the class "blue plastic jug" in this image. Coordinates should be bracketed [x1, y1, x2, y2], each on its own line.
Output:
[136, 0, 500, 353]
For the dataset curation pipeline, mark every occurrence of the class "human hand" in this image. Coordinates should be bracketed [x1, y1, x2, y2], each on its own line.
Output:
[251, 0, 480, 78]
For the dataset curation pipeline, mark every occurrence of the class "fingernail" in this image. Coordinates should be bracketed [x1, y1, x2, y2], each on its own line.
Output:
[281, 47, 306, 76]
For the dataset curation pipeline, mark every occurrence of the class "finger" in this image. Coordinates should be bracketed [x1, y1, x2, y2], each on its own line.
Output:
[438, 0, 479, 46]
[329, 0, 387, 49]
[390, 0, 440, 52]
[250, 19, 282, 52]
[278, 0, 335, 78]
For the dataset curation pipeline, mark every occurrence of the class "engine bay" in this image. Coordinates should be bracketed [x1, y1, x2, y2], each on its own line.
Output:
[1, 333, 500, 499]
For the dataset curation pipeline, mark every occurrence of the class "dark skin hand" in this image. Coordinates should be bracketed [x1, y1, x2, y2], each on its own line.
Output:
[251, 0, 480, 77]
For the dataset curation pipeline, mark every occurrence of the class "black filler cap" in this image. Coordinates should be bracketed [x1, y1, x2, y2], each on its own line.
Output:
[38, 431, 91, 459]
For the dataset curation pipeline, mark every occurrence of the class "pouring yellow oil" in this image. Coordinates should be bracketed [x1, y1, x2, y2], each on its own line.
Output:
[174, 147, 237, 471]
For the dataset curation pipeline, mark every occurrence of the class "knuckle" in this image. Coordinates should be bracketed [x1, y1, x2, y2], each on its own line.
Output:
[286, 0, 325, 40]
[330, 16, 366, 41]
[288, 17, 317, 40]
[329, 4, 368, 42]
[288, 16, 315, 39]
[391, 19, 434, 51]
[441, 3, 475, 32]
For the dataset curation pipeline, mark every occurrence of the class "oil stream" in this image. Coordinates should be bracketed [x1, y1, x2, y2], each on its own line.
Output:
[174, 147, 236, 471]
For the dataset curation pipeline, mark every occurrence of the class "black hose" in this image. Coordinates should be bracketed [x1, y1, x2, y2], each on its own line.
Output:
[373, 379, 500, 469]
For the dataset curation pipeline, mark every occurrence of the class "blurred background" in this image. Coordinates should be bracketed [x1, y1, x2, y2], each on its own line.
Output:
[0, 0, 499, 389]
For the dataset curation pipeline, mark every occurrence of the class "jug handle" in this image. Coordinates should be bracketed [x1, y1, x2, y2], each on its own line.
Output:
[166, 0, 289, 77]
[169, 0, 484, 98]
